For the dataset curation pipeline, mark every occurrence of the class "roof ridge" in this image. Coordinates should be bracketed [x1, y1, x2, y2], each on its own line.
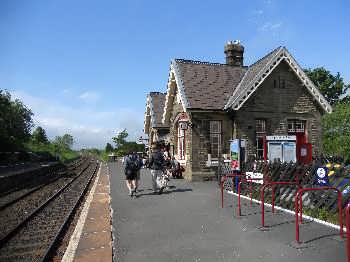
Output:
[248, 46, 283, 68]
[149, 91, 166, 96]
[174, 58, 228, 66]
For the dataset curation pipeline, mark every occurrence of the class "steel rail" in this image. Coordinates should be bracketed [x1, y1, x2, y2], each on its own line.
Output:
[40, 162, 99, 261]
[345, 202, 350, 262]
[0, 161, 91, 249]
[220, 173, 246, 208]
[260, 181, 301, 227]
[0, 158, 86, 211]
[295, 187, 343, 244]
[0, 158, 84, 199]
[237, 178, 265, 216]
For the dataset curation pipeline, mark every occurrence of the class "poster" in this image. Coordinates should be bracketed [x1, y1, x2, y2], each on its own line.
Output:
[268, 142, 282, 162]
[283, 142, 296, 163]
[230, 139, 240, 170]
[267, 140, 296, 163]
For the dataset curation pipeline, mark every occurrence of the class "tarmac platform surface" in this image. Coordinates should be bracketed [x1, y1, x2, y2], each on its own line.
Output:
[109, 161, 347, 262]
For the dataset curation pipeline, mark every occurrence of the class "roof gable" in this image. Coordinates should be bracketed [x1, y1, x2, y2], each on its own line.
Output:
[162, 64, 188, 125]
[224, 47, 332, 113]
[143, 96, 151, 134]
[144, 92, 167, 134]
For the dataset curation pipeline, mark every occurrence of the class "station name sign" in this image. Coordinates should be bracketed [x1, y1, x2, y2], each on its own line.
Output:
[266, 135, 296, 141]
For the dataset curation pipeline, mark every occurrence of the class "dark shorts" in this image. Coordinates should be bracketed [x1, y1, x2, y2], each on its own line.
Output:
[125, 169, 137, 180]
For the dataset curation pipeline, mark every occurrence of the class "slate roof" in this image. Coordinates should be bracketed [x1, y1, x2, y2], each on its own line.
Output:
[160, 45, 331, 118]
[173, 59, 247, 110]
[226, 46, 282, 108]
[149, 92, 167, 128]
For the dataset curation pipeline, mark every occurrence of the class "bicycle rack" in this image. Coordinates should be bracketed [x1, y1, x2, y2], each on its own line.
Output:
[295, 187, 343, 244]
[220, 173, 246, 208]
[345, 203, 350, 262]
[260, 181, 301, 227]
[237, 178, 265, 216]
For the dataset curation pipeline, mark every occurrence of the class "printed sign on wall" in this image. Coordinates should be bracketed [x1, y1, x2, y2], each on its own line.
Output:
[246, 172, 264, 184]
[230, 139, 240, 171]
[315, 167, 330, 186]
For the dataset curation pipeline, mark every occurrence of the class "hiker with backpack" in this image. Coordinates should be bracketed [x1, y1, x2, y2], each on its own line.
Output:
[148, 143, 166, 194]
[124, 151, 141, 197]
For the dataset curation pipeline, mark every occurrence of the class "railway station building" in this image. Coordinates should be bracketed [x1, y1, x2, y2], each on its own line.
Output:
[144, 41, 331, 181]
[144, 92, 169, 147]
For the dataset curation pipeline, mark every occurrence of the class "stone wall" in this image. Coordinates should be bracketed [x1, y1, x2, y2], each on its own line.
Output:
[167, 89, 233, 180]
[166, 90, 193, 179]
[189, 111, 233, 181]
[234, 61, 323, 158]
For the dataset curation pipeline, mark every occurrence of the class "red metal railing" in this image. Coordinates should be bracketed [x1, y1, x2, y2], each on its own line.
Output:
[260, 181, 301, 227]
[345, 203, 350, 262]
[220, 173, 246, 208]
[295, 187, 343, 244]
[237, 178, 265, 216]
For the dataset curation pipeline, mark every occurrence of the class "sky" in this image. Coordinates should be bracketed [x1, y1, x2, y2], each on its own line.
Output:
[1, 0, 349, 149]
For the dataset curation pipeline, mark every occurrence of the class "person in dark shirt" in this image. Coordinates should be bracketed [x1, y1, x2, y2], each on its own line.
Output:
[148, 143, 165, 194]
[124, 152, 140, 197]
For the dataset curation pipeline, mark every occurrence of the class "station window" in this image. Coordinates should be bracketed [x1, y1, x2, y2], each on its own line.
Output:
[255, 119, 266, 160]
[210, 121, 221, 159]
[288, 120, 305, 133]
[177, 125, 186, 160]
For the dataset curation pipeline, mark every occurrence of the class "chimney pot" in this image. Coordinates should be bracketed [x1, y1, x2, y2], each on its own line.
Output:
[224, 40, 244, 66]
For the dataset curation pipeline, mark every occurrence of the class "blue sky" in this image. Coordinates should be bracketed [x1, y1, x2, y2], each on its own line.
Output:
[1, 0, 349, 149]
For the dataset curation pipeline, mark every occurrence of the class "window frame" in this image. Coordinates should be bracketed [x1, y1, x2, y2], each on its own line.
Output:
[255, 119, 266, 160]
[287, 119, 305, 133]
[209, 120, 222, 160]
[177, 124, 186, 160]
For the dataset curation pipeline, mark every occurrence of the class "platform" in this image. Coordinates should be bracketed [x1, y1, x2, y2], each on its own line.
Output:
[62, 163, 113, 262]
[109, 161, 347, 262]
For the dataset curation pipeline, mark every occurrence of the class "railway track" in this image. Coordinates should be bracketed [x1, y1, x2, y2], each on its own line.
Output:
[0, 158, 87, 211]
[0, 158, 85, 198]
[0, 158, 99, 261]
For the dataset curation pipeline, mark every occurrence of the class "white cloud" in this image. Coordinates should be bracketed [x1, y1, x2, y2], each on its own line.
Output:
[253, 9, 264, 15]
[78, 91, 100, 103]
[62, 88, 72, 95]
[11, 90, 144, 149]
[259, 22, 282, 32]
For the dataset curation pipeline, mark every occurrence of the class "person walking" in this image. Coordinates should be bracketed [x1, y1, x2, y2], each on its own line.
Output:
[134, 152, 143, 194]
[124, 152, 139, 197]
[148, 143, 165, 194]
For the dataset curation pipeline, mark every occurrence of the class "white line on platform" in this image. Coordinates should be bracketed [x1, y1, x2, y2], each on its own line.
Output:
[61, 163, 102, 262]
[227, 190, 346, 232]
[107, 164, 116, 262]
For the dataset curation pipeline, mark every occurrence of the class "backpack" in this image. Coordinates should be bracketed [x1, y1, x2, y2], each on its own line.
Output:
[127, 155, 139, 171]
[152, 152, 164, 169]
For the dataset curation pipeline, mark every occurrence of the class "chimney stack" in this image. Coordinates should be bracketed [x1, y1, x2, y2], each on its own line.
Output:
[224, 40, 244, 66]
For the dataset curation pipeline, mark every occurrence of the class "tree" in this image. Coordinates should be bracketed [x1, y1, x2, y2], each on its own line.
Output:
[0, 90, 33, 151]
[62, 134, 74, 149]
[112, 129, 128, 149]
[123, 142, 145, 153]
[322, 103, 350, 161]
[105, 143, 114, 152]
[304, 67, 349, 105]
[31, 126, 49, 144]
[53, 133, 74, 152]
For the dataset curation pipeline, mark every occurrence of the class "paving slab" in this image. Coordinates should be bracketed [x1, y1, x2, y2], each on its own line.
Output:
[74, 163, 113, 262]
[109, 161, 347, 262]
